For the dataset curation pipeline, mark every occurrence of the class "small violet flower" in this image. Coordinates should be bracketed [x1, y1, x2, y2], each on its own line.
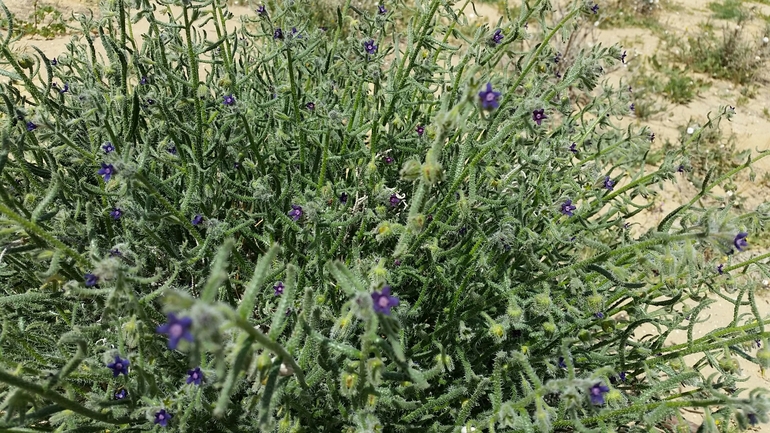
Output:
[591, 3, 599, 13]
[364, 39, 378, 55]
[554, 52, 562, 63]
[569, 142, 577, 154]
[649, 132, 655, 142]
[339, 192, 349, 204]
[192, 214, 204, 226]
[378, 4, 387, 14]
[110, 248, 122, 257]
[59, 83, 69, 94]
[107, 355, 130, 377]
[273, 281, 285, 296]
[274, 28, 284, 40]
[288, 205, 303, 221]
[491, 29, 504, 45]
[186, 367, 203, 385]
[305, 102, 315, 111]
[114, 388, 128, 400]
[677, 165, 685, 173]
[51, 58, 57, 66]
[102, 142, 115, 153]
[389, 194, 401, 207]
[154, 409, 172, 427]
[558, 357, 567, 368]
[717, 263, 724, 274]
[733, 232, 749, 252]
[256, 5, 266, 15]
[603, 176, 614, 191]
[630, 103, 635, 112]
[168, 146, 177, 155]
[532, 108, 547, 126]
[140, 76, 148, 85]
[371, 286, 399, 315]
[589, 382, 610, 405]
[155, 313, 194, 350]
[561, 199, 577, 217]
[416, 124, 425, 136]
[223, 94, 236, 106]
[595, 311, 605, 319]
[98, 163, 115, 182]
[478, 83, 501, 110]
[85, 273, 99, 287]
[383, 155, 394, 164]
[748, 413, 759, 426]
[621, 50, 627, 63]
[110, 208, 123, 220]
[26, 121, 37, 132]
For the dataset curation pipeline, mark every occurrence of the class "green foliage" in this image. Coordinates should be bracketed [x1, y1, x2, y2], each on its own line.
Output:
[0, 0, 770, 431]
[708, 0, 749, 20]
[668, 19, 770, 84]
[0, 2, 67, 39]
[598, 0, 664, 29]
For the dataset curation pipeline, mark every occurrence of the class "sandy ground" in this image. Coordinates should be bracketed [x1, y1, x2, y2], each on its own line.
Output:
[2, 0, 770, 431]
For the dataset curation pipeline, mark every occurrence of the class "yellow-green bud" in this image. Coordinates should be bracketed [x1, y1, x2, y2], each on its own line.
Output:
[757, 347, 770, 368]
[718, 356, 740, 373]
[578, 330, 591, 342]
[586, 294, 603, 312]
[533, 293, 552, 314]
[197, 84, 210, 99]
[489, 324, 505, 341]
[507, 305, 523, 322]
[400, 159, 421, 181]
[543, 322, 556, 334]
[408, 214, 426, 234]
[256, 352, 272, 372]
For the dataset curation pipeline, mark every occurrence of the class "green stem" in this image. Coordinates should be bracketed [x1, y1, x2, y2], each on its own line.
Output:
[0, 368, 133, 425]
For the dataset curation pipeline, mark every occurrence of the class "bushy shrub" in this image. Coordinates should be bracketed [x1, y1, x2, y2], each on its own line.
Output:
[0, 0, 769, 431]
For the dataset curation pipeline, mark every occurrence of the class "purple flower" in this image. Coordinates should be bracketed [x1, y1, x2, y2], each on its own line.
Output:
[274, 28, 284, 40]
[155, 313, 194, 350]
[106, 355, 129, 377]
[110, 248, 122, 257]
[223, 94, 236, 106]
[146, 98, 155, 105]
[649, 133, 655, 142]
[569, 142, 577, 153]
[339, 192, 349, 204]
[478, 83, 502, 110]
[51, 58, 57, 66]
[273, 281, 285, 296]
[621, 50, 627, 63]
[603, 176, 614, 191]
[378, 4, 387, 14]
[561, 199, 576, 216]
[389, 194, 401, 207]
[371, 286, 399, 315]
[114, 388, 128, 400]
[110, 208, 123, 220]
[591, 3, 599, 13]
[558, 357, 567, 368]
[733, 232, 748, 252]
[102, 142, 115, 153]
[192, 214, 204, 226]
[140, 76, 148, 85]
[748, 413, 758, 426]
[291, 27, 303, 39]
[491, 29, 504, 44]
[554, 52, 562, 63]
[677, 164, 685, 173]
[59, 83, 69, 94]
[364, 39, 378, 55]
[26, 121, 37, 131]
[85, 273, 99, 287]
[630, 103, 635, 112]
[595, 312, 605, 319]
[288, 205, 303, 221]
[589, 382, 610, 405]
[256, 5, 266, 15]
[717, 263, 724, 274]
[394, 259, 401, 266]
[154, 409, 172, 427]
[168, 146, 177, 155]
[532, 108, 547, 126]
[610, 371, 627, 384]
[383, 155, 394, 164]
[98, 163, 115, 182]
[416, 124, 425, 136]
[305, 102, 315, 110]
[186, 367, 203, 385]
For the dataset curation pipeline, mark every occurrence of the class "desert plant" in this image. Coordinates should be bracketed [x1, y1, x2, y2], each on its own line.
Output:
[0, 0, 769, 432]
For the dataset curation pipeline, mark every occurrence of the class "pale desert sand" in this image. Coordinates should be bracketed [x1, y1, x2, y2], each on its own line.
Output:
[2, 0, 769, 431]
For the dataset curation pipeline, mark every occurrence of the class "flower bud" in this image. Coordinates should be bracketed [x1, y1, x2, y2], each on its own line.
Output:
[532, 293, 552, 315]
[586, 294, 603, 312]
[400, 159, 421, 181]
[543, 322, 556, 334]
[340, 372, 358, 397]
[718, 356, 740, 373]
[756, 346, 770, 368]
[489, 323, 506, 342]
[407, 214, 426, 234]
